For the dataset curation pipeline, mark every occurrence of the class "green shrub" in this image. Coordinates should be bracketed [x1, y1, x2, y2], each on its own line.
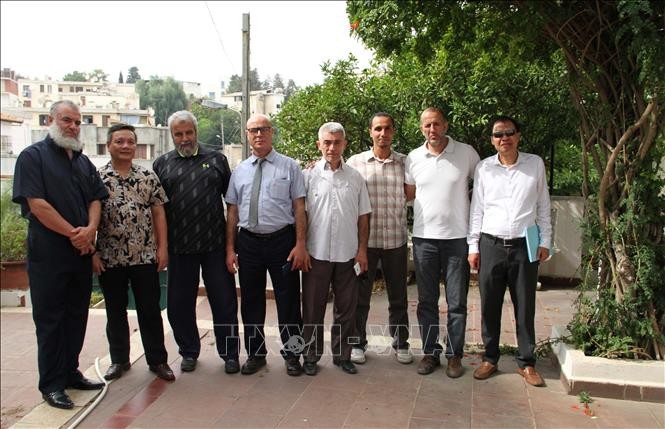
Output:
[1, 189, 28, 262]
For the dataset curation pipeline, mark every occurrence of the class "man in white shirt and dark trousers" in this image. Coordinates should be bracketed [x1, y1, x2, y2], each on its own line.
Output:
[302, 122, 371, 376]
[468, 115, 551, 387]
[406, 107, 480, 378]
[347, 112, 413, 365]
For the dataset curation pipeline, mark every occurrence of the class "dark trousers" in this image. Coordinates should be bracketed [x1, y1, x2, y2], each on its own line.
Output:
[478, 234, 539, 368]
[236, 227, 302, 358]
[167, 249, 239, 361]
[28, 261, 91, 394]
[302, 258, 358, 362]
[353, 244, 409, 350]
[413, 237, 470, 358]
[99, 264, 167, 366]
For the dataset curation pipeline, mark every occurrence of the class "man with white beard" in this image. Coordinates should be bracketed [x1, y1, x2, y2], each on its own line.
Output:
[12, 100, 108, 409]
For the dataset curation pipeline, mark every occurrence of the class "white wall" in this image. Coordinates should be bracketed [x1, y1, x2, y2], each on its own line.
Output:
[539, 196, 584, 279]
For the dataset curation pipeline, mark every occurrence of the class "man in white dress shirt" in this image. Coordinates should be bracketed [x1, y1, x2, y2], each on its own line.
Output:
[301, 122, 371, 376]
[468, 115, 551, 387]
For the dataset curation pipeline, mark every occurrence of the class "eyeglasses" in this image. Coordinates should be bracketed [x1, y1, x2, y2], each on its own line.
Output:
[247, 126, 272, 135]
[492, 129, 516, 138]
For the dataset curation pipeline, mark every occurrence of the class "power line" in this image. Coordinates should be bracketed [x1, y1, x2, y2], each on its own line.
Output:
[204, 1, 237, 76]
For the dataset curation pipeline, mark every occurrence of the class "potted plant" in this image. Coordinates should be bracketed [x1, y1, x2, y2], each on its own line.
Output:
[1, 189, 29, 290]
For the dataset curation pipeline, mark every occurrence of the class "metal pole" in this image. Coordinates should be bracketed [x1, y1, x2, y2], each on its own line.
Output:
[241, 13, 250, 160]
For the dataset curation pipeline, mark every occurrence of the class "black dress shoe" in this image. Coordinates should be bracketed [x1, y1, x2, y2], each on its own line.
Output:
[42, 390, 74, 409]
[225, 359, 240, 374]
[180, 357, 197, 372]
[241, 356, 267, 375]
[104, 362, 131, 381]
[67, 376, 104, 390]
[149, 363, 175, 381]
[285, 357, 303, 376]
[303, 361, 318, 376]
[334, 360, 358, 374]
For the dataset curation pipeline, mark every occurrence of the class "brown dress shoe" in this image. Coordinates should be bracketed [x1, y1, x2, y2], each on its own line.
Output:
[473, 361, 497, 380]
[446, 356, 464, 378]
[417, 355, 440, 375]
[518, 366, 545, 386]
[149, 363, 176, 381]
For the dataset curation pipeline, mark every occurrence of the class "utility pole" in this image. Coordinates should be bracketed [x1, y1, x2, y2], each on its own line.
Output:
[241, 13, 250, 160]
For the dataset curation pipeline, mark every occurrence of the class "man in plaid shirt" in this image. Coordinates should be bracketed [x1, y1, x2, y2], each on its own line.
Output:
[346, 112, 413, 365]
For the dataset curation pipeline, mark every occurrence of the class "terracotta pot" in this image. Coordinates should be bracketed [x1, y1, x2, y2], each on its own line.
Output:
[0, 260, 29, 290]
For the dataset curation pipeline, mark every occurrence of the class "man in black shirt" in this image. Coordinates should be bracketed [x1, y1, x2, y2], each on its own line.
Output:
[13, 100, 108, 409]
[153, 110, 240, 374]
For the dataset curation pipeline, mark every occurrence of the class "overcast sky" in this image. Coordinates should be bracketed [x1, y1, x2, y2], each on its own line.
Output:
[1, 1, 374, 93]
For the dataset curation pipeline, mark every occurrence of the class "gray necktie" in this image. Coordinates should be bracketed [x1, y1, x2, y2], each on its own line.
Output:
[248, 158, 265, 228]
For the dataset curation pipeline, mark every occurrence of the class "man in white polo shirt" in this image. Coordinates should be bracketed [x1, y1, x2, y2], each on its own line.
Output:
[405, 107, 479, 378]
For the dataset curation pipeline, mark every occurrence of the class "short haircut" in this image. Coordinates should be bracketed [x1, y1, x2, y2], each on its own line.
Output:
[49, 100, 79, 116]
[489, 115, 521, 133]
[318, 122, 346, 141]
[167, 110, 198, 132]
[420, 107, 447, 122]
[107, 123, 137, 144]
[369, 112, 395, 128]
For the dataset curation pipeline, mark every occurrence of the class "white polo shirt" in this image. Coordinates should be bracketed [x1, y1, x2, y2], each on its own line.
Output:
[304, 159, 372, 262]
[405, 138, 480, 240]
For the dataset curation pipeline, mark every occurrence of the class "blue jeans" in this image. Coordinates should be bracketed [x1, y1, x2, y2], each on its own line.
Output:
[413, 237, 470, 358]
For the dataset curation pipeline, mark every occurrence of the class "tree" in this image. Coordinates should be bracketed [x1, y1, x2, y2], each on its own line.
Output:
[62, 71, 87, 82]
[190, 102, 242, 150]
[136, 77, 188, 127]
[273, 73, 285, 89]
[118, 71, 124, 84]
[347, 0, 665, 359]
[284, 79, 299, 101]
[226, 68, 264, 93]
[88, 69, 108, 83]
[126, 66, 141, 84]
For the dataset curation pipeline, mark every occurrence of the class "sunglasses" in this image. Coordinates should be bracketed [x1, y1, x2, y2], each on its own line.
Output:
[247, 126, 272, 134]
[492, 129, 516, 138]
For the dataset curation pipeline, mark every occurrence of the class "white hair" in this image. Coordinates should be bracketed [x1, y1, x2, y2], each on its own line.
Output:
[318, 122, 346, 141]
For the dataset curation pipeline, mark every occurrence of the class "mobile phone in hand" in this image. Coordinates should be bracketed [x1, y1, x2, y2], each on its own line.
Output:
[281, 261, 292, 275]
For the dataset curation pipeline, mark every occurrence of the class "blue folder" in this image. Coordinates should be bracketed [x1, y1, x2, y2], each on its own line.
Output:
[524, 224, 541, 263]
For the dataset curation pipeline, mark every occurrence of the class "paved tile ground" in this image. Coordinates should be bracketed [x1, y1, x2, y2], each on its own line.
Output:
[2, 284, 663, 429]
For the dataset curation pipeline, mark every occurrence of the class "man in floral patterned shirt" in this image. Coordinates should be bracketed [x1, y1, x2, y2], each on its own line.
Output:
[93, 124, 175, 382]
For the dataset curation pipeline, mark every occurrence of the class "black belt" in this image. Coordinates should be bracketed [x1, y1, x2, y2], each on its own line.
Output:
[240, 225, 293, 240]
[481, 233, 525, 247]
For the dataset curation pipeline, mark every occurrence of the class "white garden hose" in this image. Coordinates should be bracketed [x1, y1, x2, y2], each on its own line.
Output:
[66, 358, 108, 429]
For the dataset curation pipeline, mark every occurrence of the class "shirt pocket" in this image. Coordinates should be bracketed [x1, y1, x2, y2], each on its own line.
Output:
[270, 178, 291, 201]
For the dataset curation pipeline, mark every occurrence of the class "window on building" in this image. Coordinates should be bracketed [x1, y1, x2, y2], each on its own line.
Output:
[75, 86, 83, 92]
[58, 87, 63, 92]
[102, 115, 110, 127]
[135, 144, 148, 159]
[39, 85, 44, 93]
[39, 114, 49, 126]
[80, 96, 86, 106]
[1, 135, 12, 154]
[233, 96, 243, 102]
[82, 115, 94, 124]
[22, 85, 31, 97]
[47, 85, 52, 94]
[96, 144, 107, 155]
[23, 100, 31, 107]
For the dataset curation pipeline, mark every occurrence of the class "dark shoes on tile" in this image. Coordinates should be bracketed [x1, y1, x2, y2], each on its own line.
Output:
[473, 361, 498, 380]
[417, 355, 440, 375]
[303, 361, 318, 376]
[104, 362, 131, 381]
[67, 376, 104, 390]
[225, 359, 240, 374]
[42, 390, 74, 409]
[180, 357, 197, 372]
[149, 363, 176, 381]
[285, 357, 303, 376]
[333, 359, 357, 374]
[241, 356, 267, 375]
[446, 356, 464, 378]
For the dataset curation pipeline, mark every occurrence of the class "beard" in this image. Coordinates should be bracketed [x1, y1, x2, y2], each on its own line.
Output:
[49, 123, 83, 151]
